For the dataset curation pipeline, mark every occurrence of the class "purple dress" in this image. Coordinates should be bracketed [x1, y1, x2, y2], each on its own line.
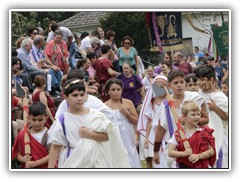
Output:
[117, 74, 143, 107]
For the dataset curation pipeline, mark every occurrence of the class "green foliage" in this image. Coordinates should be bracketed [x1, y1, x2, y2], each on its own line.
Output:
[99, 12, 150, 58]
[11, 11, 77, 46]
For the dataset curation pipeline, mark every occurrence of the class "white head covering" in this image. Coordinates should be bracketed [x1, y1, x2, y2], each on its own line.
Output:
[137, 75, 168, 136]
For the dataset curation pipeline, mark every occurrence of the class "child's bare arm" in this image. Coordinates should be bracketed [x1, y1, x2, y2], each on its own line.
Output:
[25, 155, 49, 168]
[188, 144, 214, 164]
[144, 119, 152, 149]
[153, 121, 166, 164]
[199, 103, 209, 125]
[199, 144, 215, 159]
[209, 99, 228, 121]
[48, 144, 62, 168]
[168, 143, 192, 158]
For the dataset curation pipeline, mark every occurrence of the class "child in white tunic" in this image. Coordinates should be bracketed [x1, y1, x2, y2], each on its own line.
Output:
[153, 70, 208, 168]
[195, 64, 228, 168]
[137, 75, 169, 168]
[48, 78, 130, 168]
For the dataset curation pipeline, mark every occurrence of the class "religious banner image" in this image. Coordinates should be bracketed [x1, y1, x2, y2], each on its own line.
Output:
[147, 12, 184, 52]
[211, 21, 229, 56]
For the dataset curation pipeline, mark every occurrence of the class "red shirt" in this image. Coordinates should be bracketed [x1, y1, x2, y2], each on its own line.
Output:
[174, 126, 216, 168]
[94, 58, 113, 85]
[175, 61, 193, 76]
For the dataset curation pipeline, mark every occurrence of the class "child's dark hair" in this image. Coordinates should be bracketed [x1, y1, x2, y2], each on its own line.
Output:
[29, 102, 47, 116]
[185, 73, 197, 83]
[101, 43, 111, 54]
[64, 78, 85, 96]
[222, 78, 229, 87]
[76, 58, 87, 69]
[105, 78, 123, 93]
[194, 64, 215, 80]
[86, 52, 97, 60]
[67, 69, 85, 80]
[167, 69, 185, 83]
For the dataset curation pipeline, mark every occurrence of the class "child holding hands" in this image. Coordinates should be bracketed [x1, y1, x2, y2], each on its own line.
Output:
[168, 101, 216, 168]
[12, 102, 50, 168]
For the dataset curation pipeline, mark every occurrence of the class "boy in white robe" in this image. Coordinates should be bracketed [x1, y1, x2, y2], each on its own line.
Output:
[194, 64, 228, 168]
[48, 79, 130, 168]
[153, 70, 209, 168]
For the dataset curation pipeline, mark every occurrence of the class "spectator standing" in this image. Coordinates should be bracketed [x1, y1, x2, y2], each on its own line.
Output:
[173, 52, 193, 76]
[142, 65, 156, 93]
[27, 27, 39, 40]
[155, 51, 178, 75]
[104, 30, 120, 72]
[194, 46, 204, 65]
[117, 62, 145, 113]
[117, 36, 139, 74]
[92, 44, 120, 102]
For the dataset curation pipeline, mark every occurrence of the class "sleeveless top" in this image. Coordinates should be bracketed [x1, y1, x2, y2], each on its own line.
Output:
[32, 90, 55, 129]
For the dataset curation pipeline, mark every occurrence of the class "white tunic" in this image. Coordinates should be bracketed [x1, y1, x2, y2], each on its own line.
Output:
[112, 109, 141, 168]
[48, 109, 130, 168]
[200, 91, 228, 168]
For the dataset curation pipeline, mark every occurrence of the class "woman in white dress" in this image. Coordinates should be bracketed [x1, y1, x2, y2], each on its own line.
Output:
[142, 65, 156, 93]
[48, 78, 130, 168]
[105, 78, 142, 168]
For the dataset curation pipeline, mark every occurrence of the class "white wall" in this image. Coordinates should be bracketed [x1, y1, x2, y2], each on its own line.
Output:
[182, 12, 229, 55]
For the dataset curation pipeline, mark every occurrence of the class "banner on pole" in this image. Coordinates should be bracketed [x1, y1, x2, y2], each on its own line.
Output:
[147, 12, 184, 52]
[211, 22, 229, 56]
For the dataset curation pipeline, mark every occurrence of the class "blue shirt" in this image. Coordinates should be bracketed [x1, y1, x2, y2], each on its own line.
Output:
[117, 47, 138, 66]
[17, 47, 38, 73]
[30, 44, 45, 63]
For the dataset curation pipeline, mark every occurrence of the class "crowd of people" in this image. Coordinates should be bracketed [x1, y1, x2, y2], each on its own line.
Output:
[11, 21, 229, 169]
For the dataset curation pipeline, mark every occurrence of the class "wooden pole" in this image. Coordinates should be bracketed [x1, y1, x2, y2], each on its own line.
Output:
[163, 86, 191, 149]
[22, 90, 31, 156]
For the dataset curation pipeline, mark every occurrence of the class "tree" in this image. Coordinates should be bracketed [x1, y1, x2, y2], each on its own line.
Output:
[11, 11, 77, 46]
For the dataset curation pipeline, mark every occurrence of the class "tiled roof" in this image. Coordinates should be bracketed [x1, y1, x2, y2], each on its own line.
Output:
[59, 11, 107, 28]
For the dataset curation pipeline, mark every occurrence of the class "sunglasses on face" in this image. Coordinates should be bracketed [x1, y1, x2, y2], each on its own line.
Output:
[33, 32, 39, 35]
[124, 42, 131, 45]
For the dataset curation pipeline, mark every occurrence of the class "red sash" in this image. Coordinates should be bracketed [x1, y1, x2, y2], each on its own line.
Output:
[12, 130, 49, 168]
[175, 126, 216, 168]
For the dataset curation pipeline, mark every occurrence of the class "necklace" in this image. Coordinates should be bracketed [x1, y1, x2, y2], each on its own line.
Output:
[183, 126, 196, 138]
